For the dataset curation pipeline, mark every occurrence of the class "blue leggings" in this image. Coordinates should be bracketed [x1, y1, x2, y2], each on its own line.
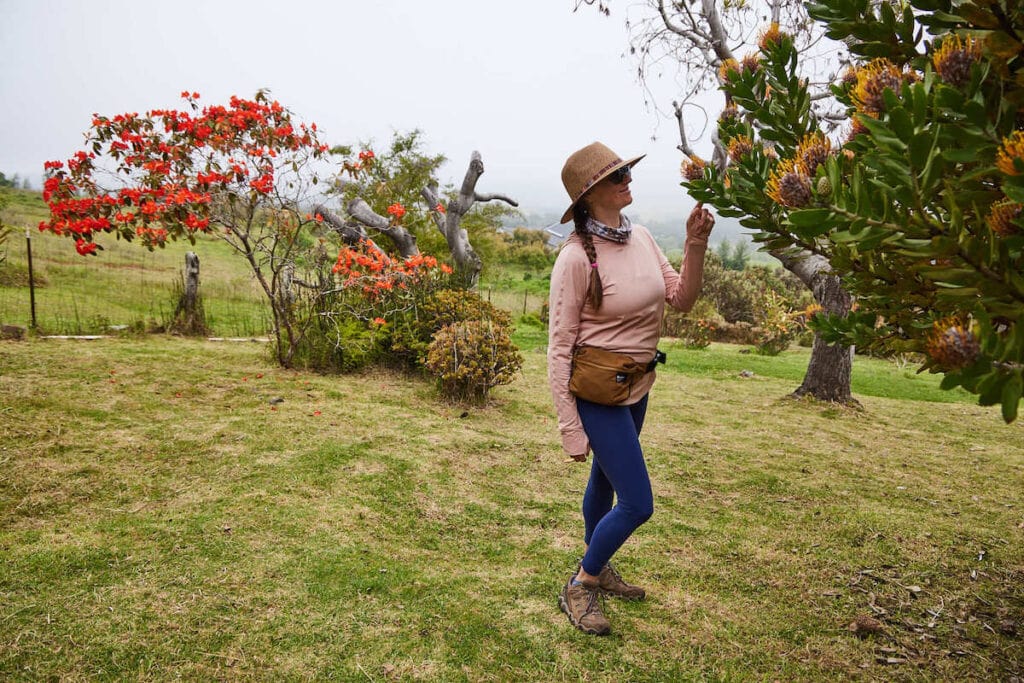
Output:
[577, 394, 653, 577]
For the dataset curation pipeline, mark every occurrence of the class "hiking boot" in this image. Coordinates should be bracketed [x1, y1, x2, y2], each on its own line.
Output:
[596, 563, 646, 601]
[559, 579, 611, 635]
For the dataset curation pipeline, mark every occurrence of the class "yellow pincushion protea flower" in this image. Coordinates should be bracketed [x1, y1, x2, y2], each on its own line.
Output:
[925, 317, 980, 370]
[996, 130, 1024, 176]
[718, 58, 740, 82]
[987, 199, 1023, 235]
[766, 158, 812, 208]
[795, 132, 832, 177]
[681, 156, 707, 181]
[758, 23, 785, 51]
[933, 34, 982, 88]
[719, 104, 740, 123]
[741, 52, 762, 73]
[852, 59, 904, 115]
[728, 135, 754, 163]
[845, 116, 870, 144]
[802, 303, 823, 320]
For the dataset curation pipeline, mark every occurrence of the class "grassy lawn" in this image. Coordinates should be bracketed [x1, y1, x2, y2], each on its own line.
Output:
[1, 335, 1022, 681]
[0, 189, 268, 337]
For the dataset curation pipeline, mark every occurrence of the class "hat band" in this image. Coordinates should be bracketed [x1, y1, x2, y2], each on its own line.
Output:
[572, 158, 624, 201]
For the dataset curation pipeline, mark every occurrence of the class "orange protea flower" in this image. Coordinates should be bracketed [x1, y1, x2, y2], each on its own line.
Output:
[840, 67, 859, 87]
[925, 317, 980, 370]
[933, 34, 982, 88]
[845, 116, 870, 144]
[795, 131, 832, 177]
[852, 59, 904, 115]
[728, 135, 754, 163]
[987, 199, 1023, 235]
[803, 303, 823, 319]
[741, 52, 762, 73]
[718, 58, 740, 82]
[719, 103, 740, 122]
[996, 131, 1024, 176]
[766, 158, 812, 208]
[681, 156, 707, 181]
[758, 23, 785, 51]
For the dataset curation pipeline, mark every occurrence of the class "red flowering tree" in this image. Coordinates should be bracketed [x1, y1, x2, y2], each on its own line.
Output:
[39, 90, 332, 366]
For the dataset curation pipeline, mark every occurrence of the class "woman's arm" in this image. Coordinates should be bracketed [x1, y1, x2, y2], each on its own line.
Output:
[547, 244, 591, 456]
[661, 203, 714, 312]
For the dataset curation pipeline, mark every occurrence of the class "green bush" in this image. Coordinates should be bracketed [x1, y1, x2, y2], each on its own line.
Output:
[426, 319, 523, 403]
[753, 290, 801, 356]
[662, 298, 719, 350]
[698, 253, 812, 324]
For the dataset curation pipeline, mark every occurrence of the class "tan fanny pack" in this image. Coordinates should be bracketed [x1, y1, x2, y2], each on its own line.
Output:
[568, 346, 666, 406]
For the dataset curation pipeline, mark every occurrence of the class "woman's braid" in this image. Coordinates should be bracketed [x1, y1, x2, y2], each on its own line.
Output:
[573, 202, 603, 310]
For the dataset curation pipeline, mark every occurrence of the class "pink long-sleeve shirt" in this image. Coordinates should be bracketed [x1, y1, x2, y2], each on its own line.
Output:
[547, 223, 708, 455]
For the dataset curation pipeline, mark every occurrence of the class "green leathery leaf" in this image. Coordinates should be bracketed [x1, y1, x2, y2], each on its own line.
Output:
[787, 208, 834, 227]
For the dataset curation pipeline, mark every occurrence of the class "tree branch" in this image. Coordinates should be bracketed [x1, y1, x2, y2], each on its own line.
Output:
[313, 203, 367, 245]
[345, 198, 419, 258]
[474, 192, 519, 206]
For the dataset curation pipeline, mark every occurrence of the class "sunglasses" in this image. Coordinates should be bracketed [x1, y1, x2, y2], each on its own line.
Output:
[607, 166, 632, 185]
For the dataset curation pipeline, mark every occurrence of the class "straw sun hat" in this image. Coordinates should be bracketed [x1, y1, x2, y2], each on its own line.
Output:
[560, 141, 646, 223]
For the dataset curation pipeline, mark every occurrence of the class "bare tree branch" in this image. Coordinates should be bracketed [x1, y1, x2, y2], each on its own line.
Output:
[313, 203, 367, 245]
[474, 192, 518, 206]
[345, 198, 419, 258]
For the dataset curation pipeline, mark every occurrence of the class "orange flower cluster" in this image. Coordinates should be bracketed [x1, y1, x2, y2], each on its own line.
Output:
[851, 59, 904, 116]
[40, 91, 329, 252]
[332, 240, 453, 297]
[996, 130, 1024, 176]
[728, 135, 754, 163]
[758, 23, 785, 51]
[925, 317, 980, 370]
[933, 35, 981, 88]
[681, 156, 707, 181]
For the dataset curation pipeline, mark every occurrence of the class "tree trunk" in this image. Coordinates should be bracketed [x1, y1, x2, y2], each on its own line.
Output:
[170, 251, 208, 336]
[775, 250, 855, 404]
[422, 151, 518, 288]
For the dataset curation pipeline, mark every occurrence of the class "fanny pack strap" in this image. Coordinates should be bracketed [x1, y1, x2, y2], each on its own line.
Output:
[645, 349, 667, 373]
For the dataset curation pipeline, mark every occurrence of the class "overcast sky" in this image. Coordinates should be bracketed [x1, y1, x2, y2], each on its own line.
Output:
[1, 0, 723, 224]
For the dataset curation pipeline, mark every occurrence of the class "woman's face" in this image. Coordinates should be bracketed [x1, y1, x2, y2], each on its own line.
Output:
[584, 167, 633, 216]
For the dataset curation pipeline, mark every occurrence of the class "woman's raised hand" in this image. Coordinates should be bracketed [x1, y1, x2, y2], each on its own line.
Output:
[686, 202, 715, 241]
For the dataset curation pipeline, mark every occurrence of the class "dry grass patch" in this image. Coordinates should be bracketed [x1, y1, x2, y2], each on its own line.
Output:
[1, 337, 1022, 680]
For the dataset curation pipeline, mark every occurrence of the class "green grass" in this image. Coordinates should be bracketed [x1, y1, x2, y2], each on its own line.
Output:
[0, 189, 268, 336]
[2, 336, 1022, 681]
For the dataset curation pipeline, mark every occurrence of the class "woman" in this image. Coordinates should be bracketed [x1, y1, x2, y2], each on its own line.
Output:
[548, 141, 714, 635]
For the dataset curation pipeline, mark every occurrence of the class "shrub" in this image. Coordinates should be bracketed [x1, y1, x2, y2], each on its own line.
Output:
[698, 253, 812, 324]
[753, 290, 801, 356]
[662, 298, 720, 349]
[292, 241, 453, 372]
[426, 319, 523, 403]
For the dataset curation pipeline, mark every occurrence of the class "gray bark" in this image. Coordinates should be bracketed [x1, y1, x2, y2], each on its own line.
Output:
[345, 199, 419, 258]
[775, 252, 855, 403]
[313, 203, 369, 245]
[171, 251, 208, 336]
[422, 151, 518, 288]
